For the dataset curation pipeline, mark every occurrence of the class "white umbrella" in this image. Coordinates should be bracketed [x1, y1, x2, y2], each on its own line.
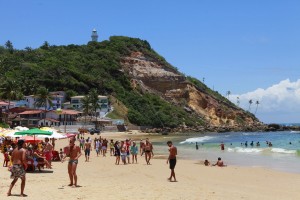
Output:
[38, 130, 66, 139]
[14, 126, 29, 131]
[4, 130, 19, 138]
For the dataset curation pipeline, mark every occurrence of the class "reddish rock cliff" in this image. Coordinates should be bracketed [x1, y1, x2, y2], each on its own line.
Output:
[121, 52, 261, 129]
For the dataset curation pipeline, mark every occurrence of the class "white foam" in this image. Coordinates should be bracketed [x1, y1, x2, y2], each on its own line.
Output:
[179, 136, 215, 144]
[228, 147, 263, 153]
[290, 131, 300, 134]
[271, 148, 296, 154]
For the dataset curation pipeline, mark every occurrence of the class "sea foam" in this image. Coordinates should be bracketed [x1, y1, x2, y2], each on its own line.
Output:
[271, 148, 296, 154]
[179, 136, 215, 144]
[228, 147, 263, 153]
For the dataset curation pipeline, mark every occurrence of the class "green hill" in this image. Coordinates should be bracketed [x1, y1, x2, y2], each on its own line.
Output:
[0, 36, 259, 129]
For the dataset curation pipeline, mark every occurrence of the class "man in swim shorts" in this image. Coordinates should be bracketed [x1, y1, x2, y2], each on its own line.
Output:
[62, 137, 82, 187]
[84, 139, 91, 162]
[7, 139, 28, 197]
[167, 141, 177, 182]
[43, 137, 53, 168]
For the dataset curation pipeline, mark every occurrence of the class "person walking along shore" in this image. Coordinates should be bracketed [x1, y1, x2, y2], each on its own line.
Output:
[167, 141, 177, 182]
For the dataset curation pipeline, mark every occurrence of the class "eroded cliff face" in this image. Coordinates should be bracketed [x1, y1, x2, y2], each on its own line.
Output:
[120, 52, 259, 128]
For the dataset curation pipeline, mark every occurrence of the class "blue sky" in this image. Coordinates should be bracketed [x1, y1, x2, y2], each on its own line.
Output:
[1, 0, 300, 123]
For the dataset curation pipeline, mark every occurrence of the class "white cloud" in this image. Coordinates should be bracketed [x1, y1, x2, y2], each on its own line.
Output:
[229, 79, 300, 123]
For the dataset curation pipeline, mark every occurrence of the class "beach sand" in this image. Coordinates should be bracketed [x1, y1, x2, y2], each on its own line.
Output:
[1, 131, 300, 200]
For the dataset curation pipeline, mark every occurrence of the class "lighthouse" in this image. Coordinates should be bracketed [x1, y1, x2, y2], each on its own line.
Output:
[91, 28, 98, 42]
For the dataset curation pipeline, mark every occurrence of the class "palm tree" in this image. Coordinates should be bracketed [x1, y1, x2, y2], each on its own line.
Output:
[0, 79, 23, 123]
[236, 97, 240, 106]
[81, 95, 91, 126]
[226, 91, 231, 99]
[248, 99, 253, 111]
[89, 89, 101, 129]
[255, 100, 260, 114]
[34, 87, 53, 126]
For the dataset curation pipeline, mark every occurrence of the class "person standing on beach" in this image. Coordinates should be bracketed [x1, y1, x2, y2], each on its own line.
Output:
[140, 139, 145, 155]
[167, 141, 177, 182]
[120, 141, 127, 165]
[62, 137, 82, 187]
[144, 138, 153, 165]
[130, 141, 138, 164]
[43, 137, 53, 169]
[95, 139, 100, 157]
[220, 142, 225, 151]
[84, 139, 91, 162]
[114, 141, 121, 165]
[109, 139, 115, 156]
[7, 139, 28, 197]
[195, 142, 199, 150]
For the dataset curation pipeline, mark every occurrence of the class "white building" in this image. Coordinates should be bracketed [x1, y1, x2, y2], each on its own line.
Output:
[70, 95, 109, 117]
[24, 91, 66, 110]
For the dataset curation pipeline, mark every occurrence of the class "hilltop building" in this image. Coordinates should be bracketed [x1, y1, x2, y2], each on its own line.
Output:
[91, 28, 98, 42]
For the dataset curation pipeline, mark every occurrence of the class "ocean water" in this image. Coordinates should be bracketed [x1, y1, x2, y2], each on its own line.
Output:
[151, 131, 300, 174]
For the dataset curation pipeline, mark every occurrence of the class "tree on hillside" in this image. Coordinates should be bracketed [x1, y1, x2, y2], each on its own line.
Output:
[40, 41, 50, 50]
[81, 95, 91, 126]
[34, 87, 53, 126]
[236, 97, 240, 107]
[248, 99, 253, 111]
[5, 40, 14, 53]
[255, 100, 260, 114]
[226, 90, 231, 99]
[0, 79, 23, 123]
[89, 88, 101, 129]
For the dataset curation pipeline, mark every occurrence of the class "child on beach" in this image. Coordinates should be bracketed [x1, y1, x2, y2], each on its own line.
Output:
[204, 159, 210, 166]
[3, 150, 10, 167]
[59, 148, 64, 161]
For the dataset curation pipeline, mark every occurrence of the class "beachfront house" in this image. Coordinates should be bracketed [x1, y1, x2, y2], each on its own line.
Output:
[24, 91, 66, 110]
[45, 109, 80, 126]
[14, 109, 80, 127]
[70, 95, 109, 117]
[18, 110, 45, 127]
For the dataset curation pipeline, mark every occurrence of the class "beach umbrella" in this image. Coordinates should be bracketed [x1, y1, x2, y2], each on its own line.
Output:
[14, 126, 29, 131]
[20, 136, 42, 144]
[39, 127, 66, 139]
[15, 128, 52, 136]
[3, 130, 18, 138]
[15, 128, 52, 142]
[38, 131, 66, 139]
[65, 133, 76, 138]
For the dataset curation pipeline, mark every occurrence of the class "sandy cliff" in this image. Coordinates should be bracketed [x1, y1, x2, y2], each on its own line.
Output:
[120, 52, 261, 130]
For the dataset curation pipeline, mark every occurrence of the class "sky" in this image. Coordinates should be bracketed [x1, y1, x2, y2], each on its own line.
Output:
[0, 0, 300, 123]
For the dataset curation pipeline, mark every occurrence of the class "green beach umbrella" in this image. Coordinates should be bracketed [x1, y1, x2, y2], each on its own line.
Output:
[15, 128, 52, 136]
[15, 128, 52, 143]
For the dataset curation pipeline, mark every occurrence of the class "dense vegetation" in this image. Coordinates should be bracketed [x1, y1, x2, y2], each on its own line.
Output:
[0, 37, 203, 128]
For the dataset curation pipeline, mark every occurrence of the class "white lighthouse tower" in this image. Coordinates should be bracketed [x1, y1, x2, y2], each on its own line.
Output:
[91, 28, 98, 42]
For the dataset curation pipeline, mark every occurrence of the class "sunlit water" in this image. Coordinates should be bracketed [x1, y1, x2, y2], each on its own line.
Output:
[151, 131, 300, 174]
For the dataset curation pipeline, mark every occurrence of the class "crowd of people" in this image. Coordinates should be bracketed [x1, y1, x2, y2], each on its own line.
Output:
[75, 136, 154, 165]
[0, 136, 55, 196]
[1, 131, 235, 196]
